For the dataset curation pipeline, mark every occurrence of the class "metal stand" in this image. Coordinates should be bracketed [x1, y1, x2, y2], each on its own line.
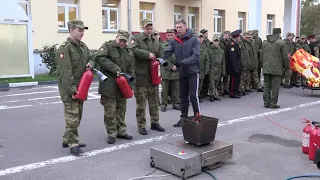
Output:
[150, 139, 233, 180]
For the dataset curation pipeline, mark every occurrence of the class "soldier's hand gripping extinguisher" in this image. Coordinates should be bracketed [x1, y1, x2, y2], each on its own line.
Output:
[309, 124, 320, 161]
[150, 57, 168, 85]
[116, 72, 135, 99]
[74, 68, 108, 101]
[302, 119, 313, 154]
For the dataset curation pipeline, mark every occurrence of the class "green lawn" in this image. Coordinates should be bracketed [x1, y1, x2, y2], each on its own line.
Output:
[0, 74, 57, 84]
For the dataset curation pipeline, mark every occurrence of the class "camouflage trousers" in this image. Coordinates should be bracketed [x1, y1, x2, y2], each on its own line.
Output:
[240, 70, 250, 92]
[248, 69, 262, 89]
[282, 69, 292, 86]
[134, 85, 159, 129]
[62, 100, 83, 148]
[263, 74, 282, 107]
[198, 79, 204, 97]
[218, 75, 229, 93]
[100, 95, 127, 137]
[291, 71, 301, 86]
[161, 79, 180, 107]
[208, 73, 217, 96]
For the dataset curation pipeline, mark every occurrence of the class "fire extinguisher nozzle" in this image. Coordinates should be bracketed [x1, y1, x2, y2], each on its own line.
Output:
[94, 69, 108, 82]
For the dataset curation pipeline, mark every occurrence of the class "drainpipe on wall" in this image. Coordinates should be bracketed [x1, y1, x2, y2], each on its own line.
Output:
[296, 0, 301, 36]
[128, 0, 132, 39]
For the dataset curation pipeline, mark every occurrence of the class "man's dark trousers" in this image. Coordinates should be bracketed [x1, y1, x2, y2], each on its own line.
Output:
[179, 72, 201, 117]
[229, 73, 241, 96]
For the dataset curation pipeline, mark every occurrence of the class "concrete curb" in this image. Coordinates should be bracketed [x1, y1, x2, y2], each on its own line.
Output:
[0, 78, 99, 91]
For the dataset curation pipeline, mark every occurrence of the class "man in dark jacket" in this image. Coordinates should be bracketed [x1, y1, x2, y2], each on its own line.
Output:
[162, 18, 201, 127]
[225, 30, 242, 98]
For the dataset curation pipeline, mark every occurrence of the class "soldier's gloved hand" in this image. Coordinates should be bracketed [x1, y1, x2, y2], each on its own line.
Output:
[72, 91, 79, 99]
[86, 63, 93, 69]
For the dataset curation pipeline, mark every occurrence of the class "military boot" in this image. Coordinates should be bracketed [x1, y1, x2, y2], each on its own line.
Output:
[138, 128, 148, 135]
[173, 115, 187, 127]
[161, 105, 167, 112]
[209, 96, 215, 102]
[173, 104, 180, 110]
[63, 143, 86, 148]
[117, 134, 133, 140]
[70, 146, 83, 156]
[270, 105, 280, 109]
[257, 88, 263, 92]
[107, 136, 116, 144]
[151, 123, 165, 132]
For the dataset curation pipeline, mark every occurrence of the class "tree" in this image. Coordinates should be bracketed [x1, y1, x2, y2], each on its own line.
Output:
[301, 2, 320, 35]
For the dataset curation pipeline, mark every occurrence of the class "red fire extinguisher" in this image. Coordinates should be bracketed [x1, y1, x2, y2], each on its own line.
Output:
[74, 69, 94, 101]
[150, 57, 161, 85]
[116, 73, 134, 99]
[309, 124, 320, 161]
[302, 119, 313, 154]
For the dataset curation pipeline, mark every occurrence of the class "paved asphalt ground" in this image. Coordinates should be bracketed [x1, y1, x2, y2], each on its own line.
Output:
[1, 83, 320, 180]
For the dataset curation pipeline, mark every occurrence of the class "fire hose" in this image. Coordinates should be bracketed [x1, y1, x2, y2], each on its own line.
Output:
[285, 174, 320, 179]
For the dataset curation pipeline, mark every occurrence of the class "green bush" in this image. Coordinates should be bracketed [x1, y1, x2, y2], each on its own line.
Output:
[40, 44, 57, 76]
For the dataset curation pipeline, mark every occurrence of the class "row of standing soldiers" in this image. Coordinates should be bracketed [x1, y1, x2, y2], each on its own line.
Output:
[147, 28, 265, 110]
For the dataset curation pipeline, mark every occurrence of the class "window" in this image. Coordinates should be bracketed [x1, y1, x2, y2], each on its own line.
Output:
[140, 2, 154, 27]
[18, 0, 30, 17]
[188, 7, 197, 32]
[102, 0, 119, 31]
[267, 14, 275, 35]
[57, 0, 79, 30]
[238, 12, 246, 32]
[214, 10, 224, 34]
[174, 6, 183, 25]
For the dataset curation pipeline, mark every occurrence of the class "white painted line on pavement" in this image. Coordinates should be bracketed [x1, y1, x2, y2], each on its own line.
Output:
[9, 82, 38, 88]
[0, 105, 33, 110]
[0, 87, 98, 98]
[0, 100, 319, 176]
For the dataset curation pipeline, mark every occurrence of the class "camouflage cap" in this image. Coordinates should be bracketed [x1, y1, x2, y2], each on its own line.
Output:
[166, 29, 175, 33]
[243, 31, 251, 36]
[252, 30, 259, 34]
[117, 30, 130, 42]
[286, 32, 294, 37]
[223, 30, 231, 35]
[67, 20, 88, 30]
[153, 30, 159, 35]
[301, 35, 307, 39]
[212, 35, 220, 40]
[200, 29, 208, 34]
[141, 18, 153, 27]
[197, 33, 204, 37]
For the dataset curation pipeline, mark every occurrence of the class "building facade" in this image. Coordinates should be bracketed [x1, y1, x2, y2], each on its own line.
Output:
[20, 0, 299, 50]
[0, 0, 300, 77]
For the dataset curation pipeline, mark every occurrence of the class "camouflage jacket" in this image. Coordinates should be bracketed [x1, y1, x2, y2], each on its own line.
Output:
[56, 37, 94, 102]
[260, 35, 289, 76]
[160, 41, 179, 80]
[94, 40, 134, 98]
[300, 42, 311, 53]
[283, 39, 295, 56]
[210, 44, 225, 81]
[238, 39, 249, 71]
[253, 37, 263, 68]
[128, 32, 163, 86]
[243, 39, 256, 70]
[199, 43, 210, 79]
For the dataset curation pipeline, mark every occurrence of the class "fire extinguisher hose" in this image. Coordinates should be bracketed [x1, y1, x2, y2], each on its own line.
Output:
[285, 174, 320, 179]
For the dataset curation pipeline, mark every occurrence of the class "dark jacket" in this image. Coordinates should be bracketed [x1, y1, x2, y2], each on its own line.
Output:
[163, 29, 200, 76]
[225, 39, 241, 75]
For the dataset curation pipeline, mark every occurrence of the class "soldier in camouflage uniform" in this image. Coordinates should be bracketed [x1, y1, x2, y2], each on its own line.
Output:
[308, 35, 317, 56]
[197, 33, 210, 101]
[209, 35, 225, 100]
[238, 32, 251, 96]
[94, 30, 134, 144]
[261, 28, 289, 109]
[246, 31, 263, 92]
[282, 32, 295, 88]
[128, 19, 165, 135]
[291, 36, 302, 87]
[160, 29, 180, 112]
[56, 20, 94, 156]
[298, 35, 311, 86]
[199, 29, 212, 100]
[252, 30, 263, 83]
[219, 31, 231, 95]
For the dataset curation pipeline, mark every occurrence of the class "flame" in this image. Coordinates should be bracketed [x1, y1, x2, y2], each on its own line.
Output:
[291, 49, 320, 87]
